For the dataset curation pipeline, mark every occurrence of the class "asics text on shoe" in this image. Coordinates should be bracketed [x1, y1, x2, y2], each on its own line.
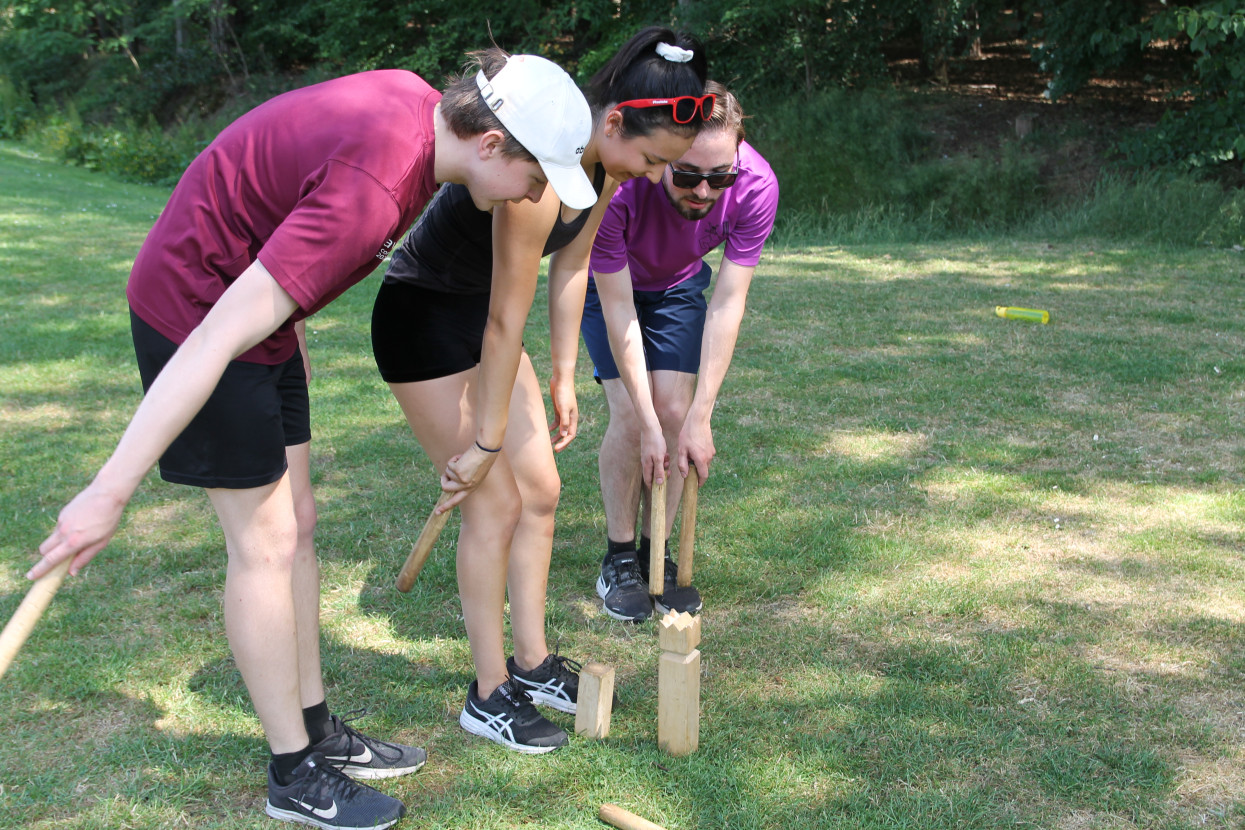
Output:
[506, 653, 580, 714]
[459, 679, 568, 753]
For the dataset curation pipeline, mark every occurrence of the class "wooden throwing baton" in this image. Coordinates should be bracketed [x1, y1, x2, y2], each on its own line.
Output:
[599, 803, 668, 830]
[648, 477, 666, 595]
[396, 491, 455, 592]
[677, 469, 699, 588]
[0, 556, 73, 680]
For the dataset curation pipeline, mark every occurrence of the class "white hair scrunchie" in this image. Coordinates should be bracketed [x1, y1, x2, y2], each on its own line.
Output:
[655, 42, 694, 63]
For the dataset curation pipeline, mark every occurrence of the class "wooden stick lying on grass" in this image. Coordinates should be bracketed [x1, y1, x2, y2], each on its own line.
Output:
[599, 803, 667, 830]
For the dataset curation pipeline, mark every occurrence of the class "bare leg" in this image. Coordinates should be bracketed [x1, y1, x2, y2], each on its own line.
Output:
[597, 377, 643, 544]
[209, 474, 309, 754]
[285, 442, 324, 708]
[503, 356, 561, 671]
[389, 370, 521, 700]
[646, 370, 697, 537]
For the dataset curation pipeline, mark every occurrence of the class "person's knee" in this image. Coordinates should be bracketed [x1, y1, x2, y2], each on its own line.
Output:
[606, 401, 642, 443]
[654, 394, 691, 433]
[466, 486, 523, 540]
[227, 520, 300, 571]
[293, 490, 318, 546]
[523, 467, 561, 522]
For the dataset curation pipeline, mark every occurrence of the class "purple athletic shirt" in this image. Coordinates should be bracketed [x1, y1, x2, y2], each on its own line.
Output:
[127, 70, 441, 364]
[589, 140, 779, 291]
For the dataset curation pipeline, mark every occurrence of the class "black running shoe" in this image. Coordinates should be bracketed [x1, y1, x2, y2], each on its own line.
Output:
[641, 554, 703, 616]
[459, 679, 569, 754]
[596, 549, 653, 622]
[506, 653, 580, 714]
[265, 752, 405, 830]
[311, 710, 427, 780]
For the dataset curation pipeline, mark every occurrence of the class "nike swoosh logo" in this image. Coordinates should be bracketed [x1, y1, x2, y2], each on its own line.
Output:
[294, 798, 339, 820]
[325, 746, 372, 765]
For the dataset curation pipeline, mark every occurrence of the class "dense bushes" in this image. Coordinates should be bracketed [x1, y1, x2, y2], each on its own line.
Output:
[24, 107, 199, 186]
[755, 88, 1244, 246]
[1, 1, 1241, 244]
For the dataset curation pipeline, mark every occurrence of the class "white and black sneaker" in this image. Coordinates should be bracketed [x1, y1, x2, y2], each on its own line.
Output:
[506, 653, 580, 714]
[596, 549, 653, 622]
[641, 553, 703, 616]
[311, 710, 427, 780]
[265, 752, 405, 830]
[459, 678, 568, 754]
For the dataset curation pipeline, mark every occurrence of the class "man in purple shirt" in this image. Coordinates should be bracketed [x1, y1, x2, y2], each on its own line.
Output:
[581, 81, 780, 622]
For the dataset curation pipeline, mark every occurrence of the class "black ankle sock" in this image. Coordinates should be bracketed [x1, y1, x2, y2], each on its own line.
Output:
[606, 538, 636, 558]
[637, 536, 672, 555]
[302, 700, 333, 745]
[271, 745, 312, 785]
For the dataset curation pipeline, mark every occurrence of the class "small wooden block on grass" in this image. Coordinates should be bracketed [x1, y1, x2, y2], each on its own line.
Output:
[574, 661, 615, 739]
[657, 611, 701, 756]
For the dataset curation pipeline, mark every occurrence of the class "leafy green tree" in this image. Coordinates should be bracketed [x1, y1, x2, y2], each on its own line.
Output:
[1024, 0, 1147, 99]
[1024, 0, 1244, 170]
[1130, 2, 1245, 169]
[675, 0, 896, 94]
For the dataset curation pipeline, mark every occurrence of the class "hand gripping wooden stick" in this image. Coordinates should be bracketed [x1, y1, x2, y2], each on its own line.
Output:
[0, 556, 73, 680]
[677, 470, 699, 588]
[648, 477, 666, 595]
[396, 491, 454, 593]
[599, 803, 668, 830]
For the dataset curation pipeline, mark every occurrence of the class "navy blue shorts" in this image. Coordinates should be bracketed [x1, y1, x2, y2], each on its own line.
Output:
[371, 279, 490, 383]
[581, 261, 711, 380]
[130, 310, 310, 489]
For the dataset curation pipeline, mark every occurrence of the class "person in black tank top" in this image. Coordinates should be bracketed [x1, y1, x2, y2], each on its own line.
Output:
[369, 27, 712, 752]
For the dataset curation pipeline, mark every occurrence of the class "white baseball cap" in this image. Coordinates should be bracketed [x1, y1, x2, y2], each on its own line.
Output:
[476, 55, 596, 210]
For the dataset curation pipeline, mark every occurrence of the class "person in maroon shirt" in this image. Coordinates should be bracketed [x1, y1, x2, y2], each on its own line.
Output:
[28, 51, 593, 830]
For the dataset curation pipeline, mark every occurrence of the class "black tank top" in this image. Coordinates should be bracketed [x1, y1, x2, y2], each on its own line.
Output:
[383, 163, 607, 295]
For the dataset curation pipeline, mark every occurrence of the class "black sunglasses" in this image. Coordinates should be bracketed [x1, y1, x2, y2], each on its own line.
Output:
[668, 161, 739, 190]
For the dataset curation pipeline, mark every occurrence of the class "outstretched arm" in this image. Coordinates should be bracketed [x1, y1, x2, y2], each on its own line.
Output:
[594, 267, 668, 486]
[678, 256, 755, 482]
[545, 185, 614, 451]
[32, 259, 300, 579]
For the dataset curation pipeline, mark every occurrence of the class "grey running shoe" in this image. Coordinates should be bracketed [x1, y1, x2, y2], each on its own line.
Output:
[596, 549, 653, 622]
[641, 554, 703, 616]
[265, 752, 405, 830]
[310, 710, 426, 780]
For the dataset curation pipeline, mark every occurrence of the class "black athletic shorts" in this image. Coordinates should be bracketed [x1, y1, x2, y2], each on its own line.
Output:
[130, 309, 311, 489]
[371, 279, 490, 383]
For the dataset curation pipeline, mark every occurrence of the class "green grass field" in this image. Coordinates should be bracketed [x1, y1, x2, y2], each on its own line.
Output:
[2, 141, 1243, 829]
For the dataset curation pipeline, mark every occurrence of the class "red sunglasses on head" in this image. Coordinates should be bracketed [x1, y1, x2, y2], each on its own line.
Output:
[611, 93, 716, 124]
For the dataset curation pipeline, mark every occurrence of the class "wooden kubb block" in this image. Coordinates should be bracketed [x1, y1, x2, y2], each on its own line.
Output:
[657, 610, 701, 755]
[574, 661, 615, 739]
